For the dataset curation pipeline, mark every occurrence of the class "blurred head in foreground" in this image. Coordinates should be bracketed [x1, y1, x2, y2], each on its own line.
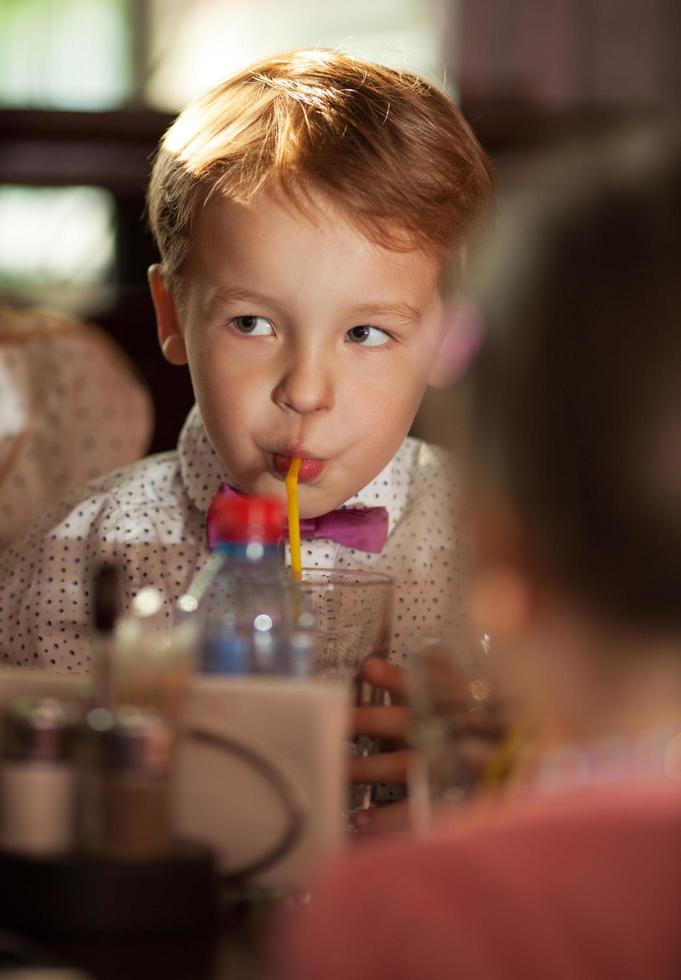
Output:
[451, 125, 681, 744]
[278, 128, 681, 980]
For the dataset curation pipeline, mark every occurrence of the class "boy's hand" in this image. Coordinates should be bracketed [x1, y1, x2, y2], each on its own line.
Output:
[349, 657, 414, 835]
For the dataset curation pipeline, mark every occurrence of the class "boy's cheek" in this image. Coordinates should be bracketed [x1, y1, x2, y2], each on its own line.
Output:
[187, 347, 257, 400]
[347, 357, 428, 402]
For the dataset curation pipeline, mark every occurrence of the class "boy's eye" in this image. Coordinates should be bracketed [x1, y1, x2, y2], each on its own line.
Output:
[231, 315, 274, 336]
[346, 325, 391, 347]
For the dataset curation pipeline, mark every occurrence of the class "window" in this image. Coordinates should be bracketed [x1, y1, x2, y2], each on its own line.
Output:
[0, 0, 132, 110]
[0, 0, 444, 113]
[0, 186, 115, 313]
[0, 0, 447, 314]
[146, 0, 445, 110]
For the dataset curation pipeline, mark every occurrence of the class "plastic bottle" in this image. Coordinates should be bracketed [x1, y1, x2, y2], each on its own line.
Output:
[186, 496, 314, 677]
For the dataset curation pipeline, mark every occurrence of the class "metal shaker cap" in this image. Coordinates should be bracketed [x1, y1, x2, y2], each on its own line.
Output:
[1, 697, 79, 762]
[85, 705, 173, 776]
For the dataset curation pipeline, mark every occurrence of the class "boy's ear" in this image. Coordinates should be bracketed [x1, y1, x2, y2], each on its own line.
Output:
[147, 264, 188, 366]
[427, 327, 455, 388]
[426, 299, 484, 389]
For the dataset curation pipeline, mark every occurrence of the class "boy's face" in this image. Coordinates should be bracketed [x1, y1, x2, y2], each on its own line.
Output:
[150, 187, 444, 518]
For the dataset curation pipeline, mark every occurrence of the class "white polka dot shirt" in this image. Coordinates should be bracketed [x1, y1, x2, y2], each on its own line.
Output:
[0, 405, 468, 672]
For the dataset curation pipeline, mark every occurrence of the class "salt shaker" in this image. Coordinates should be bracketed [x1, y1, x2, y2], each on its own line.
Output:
[0, 698, 78, 856]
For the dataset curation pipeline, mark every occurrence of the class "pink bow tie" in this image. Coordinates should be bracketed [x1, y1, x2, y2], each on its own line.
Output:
[207, 483, 389, 554]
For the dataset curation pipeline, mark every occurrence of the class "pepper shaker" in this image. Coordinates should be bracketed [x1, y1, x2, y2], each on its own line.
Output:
[79, 705, 174, 860]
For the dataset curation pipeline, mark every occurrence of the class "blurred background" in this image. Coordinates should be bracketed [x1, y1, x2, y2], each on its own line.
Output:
[1, 0, 679, 451]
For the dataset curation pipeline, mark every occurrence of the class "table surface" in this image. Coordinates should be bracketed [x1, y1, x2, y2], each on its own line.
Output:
[13, 891, 280, 980]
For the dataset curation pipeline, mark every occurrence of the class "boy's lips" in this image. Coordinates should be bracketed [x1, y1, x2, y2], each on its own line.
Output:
[271, 453, 326, 484]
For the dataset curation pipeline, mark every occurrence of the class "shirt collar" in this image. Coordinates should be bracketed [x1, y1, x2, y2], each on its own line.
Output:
[178, 405, 230, 514]
[178, 403, 412, 530]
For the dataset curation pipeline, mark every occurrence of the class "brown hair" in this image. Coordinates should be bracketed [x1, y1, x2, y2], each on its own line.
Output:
[459, 125, 681, 630]
[147, 49, 493, 281]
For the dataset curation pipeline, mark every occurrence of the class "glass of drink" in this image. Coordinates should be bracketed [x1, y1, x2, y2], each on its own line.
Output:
[408, 633, 510, 830]
[299, 568, 395, 812]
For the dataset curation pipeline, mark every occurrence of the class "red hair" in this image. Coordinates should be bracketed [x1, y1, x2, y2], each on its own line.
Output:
[147, 49, 493, 280]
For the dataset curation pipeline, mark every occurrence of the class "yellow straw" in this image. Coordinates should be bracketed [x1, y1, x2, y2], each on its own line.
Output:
[285, 457, 302, 581]
[481, 726, 528, 791]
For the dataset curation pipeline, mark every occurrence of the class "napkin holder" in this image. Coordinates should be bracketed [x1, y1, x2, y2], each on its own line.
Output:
[0, 669, 349, 889]
[175, 675, 348, 887]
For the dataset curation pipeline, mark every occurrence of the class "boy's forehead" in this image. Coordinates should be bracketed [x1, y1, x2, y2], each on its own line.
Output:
[190, 185, 441, 280]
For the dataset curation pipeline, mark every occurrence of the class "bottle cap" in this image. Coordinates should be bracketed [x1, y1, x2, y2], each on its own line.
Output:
[1, 698, 79, 763]
[208, 496, 284, 546]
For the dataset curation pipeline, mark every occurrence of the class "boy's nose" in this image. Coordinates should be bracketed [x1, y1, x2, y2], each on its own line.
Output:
[272, 349, 335, 416]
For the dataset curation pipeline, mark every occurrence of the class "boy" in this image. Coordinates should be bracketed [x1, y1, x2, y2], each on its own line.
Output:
[0, 50, 492, 675]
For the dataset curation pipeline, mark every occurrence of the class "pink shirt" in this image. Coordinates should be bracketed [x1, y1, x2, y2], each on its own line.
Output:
[281, 782, 681, 980]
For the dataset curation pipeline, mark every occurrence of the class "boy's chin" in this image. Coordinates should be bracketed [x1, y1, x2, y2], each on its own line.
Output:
[297, 493, 339, 521]
[297, 485, 356, 520]
[233, 470, 358, 519]
[234, 476, 334, 519]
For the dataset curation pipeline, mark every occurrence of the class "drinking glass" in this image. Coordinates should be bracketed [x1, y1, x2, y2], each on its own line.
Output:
[408, 633, 509, 830]
[299, 568, 395, 812]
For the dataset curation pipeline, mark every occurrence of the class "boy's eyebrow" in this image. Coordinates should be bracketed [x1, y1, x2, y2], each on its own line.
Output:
[209, 286, 283, 310]
[208, 288, 422, 325]
[348, 302, 422, 326]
